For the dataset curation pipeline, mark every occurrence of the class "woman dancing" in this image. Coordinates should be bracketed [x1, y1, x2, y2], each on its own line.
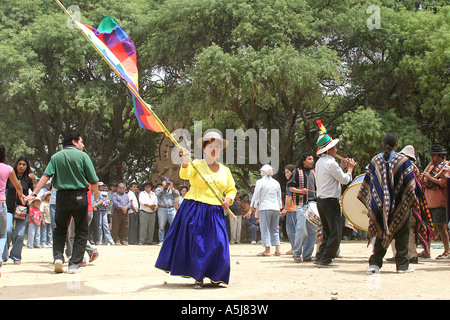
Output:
[155, 132, 237, 289]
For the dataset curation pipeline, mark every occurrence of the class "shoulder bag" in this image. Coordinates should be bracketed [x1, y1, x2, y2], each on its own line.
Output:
[14, 205, 27, 220]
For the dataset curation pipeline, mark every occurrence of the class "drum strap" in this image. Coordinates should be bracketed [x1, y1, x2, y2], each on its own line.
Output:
[295, 168, 316, 206]
[298, 168, 308, 206]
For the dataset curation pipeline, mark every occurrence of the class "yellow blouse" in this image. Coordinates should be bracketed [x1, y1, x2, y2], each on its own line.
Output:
[179, 159, 237, 206]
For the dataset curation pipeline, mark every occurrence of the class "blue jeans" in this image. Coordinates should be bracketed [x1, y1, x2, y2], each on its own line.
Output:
[40, 223, 52, 245]
[5, 212, 28, 262]
[285, 211, 297, 247]
[49, 203, 56, 239]
[0, 203, 7, 263]
[259, 210, 280, 247]
[100, 208, 114, 244]
[27, 223, 40, 248]
[158, 207, 175, 242]
[293, 204, 318, 260]
[247, 225, 259, 241]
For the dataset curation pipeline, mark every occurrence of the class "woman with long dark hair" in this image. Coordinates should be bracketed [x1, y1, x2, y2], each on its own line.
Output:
[4, 156, 36, 264]
[0, 145, 25, 275]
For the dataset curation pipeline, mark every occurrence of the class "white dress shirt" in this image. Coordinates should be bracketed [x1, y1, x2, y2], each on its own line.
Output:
[127, 191, 139, 214]
[139, 191, 158, 213]
[315, 155, 352, 199]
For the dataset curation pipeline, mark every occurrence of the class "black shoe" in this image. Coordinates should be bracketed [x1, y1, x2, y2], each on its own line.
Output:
[410, 257, 419, 264]
[317, 262, 339, 268]
[386, 257, 395, 262]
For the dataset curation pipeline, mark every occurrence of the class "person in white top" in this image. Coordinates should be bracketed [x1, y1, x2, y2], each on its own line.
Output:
[314, 121, 356, 268]
[138, 182, 158, 245]
[247, 164, 282, 257]
[127, 183, 140, 244]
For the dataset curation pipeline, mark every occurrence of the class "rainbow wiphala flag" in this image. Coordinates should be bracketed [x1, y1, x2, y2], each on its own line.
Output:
[74, 16, 162, 132]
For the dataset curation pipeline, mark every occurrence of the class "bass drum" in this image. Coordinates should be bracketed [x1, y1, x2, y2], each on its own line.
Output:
[341, 174, 369, 231]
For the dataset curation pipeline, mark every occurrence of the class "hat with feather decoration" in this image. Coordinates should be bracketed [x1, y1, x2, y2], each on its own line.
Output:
[316, 120, 339, 155]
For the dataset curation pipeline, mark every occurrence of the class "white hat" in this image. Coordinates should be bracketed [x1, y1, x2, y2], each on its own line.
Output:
[197, 131, 229, 149]
[400, 145, 416, 161]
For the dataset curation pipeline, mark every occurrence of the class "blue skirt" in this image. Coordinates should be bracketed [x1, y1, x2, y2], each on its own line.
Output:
[155, 199, 230, 285]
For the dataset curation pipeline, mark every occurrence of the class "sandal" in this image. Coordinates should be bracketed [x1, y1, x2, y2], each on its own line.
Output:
[257, 252, 271, 257]
[193, 281, 203, 289]
[274, 252, 281, 256]
[436, 252, 450, 260]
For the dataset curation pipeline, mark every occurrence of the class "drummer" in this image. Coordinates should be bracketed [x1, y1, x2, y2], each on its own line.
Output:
[314, 121, 356, 268]
[287, 152, 318, 263]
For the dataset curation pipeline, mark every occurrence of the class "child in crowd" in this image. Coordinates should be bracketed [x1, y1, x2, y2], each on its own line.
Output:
[245, 211, 260, 244]
[40, 192, 52, 248]
[27, 198, 42, 249]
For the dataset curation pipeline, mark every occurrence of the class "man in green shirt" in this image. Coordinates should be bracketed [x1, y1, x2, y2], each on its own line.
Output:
[32, 132, 100, 274]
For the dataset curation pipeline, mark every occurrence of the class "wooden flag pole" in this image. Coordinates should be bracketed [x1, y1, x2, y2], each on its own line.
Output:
[55, 0, 236, 220]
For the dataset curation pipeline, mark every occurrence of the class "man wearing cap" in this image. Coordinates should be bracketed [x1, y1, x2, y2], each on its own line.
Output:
[422, 143, 449, 259]
[155, 176, 180, 244]
[314, 122, 355, 267]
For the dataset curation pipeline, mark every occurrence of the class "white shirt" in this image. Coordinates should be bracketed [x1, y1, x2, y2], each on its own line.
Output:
[315, 155, 352, 199]
[139, 191, 157, 213]
[127, 191, 139, 214]
[250, 175, 282, 211]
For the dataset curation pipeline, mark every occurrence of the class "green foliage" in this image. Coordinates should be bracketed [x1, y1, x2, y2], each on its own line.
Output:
[0, 0, 160, 183]
[337, 106, 431, 173]
[0, 0, 447, 186]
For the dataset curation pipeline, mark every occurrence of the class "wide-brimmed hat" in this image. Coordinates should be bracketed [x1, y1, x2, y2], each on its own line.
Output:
[400, 145, 416, 161]
[197, 131, 229, 149]
[30, 198, 42, 205]
[315, 120, 339, 155]
[43, 191, 52, 200]
[430, 143, 447, 155]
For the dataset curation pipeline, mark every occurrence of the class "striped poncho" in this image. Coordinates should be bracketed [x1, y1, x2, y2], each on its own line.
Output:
[357, 153, 417, 249]
[411, 164, 436, 254]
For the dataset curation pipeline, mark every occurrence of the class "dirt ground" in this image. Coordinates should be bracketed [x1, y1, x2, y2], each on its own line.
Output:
[0, 240, 448, 300]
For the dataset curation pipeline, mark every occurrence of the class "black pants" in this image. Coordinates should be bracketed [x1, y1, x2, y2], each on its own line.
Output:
[53, 189, 88, 267]
[369, 216, 411, 271]
[316, 198, 342, 264]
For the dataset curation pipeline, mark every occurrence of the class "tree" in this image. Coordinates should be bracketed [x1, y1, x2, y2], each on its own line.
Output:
[324, 1, 449, 153]
[0, 0, 160, 183]
[136, 0, 347, 183]
[337, 106, 431, 174]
